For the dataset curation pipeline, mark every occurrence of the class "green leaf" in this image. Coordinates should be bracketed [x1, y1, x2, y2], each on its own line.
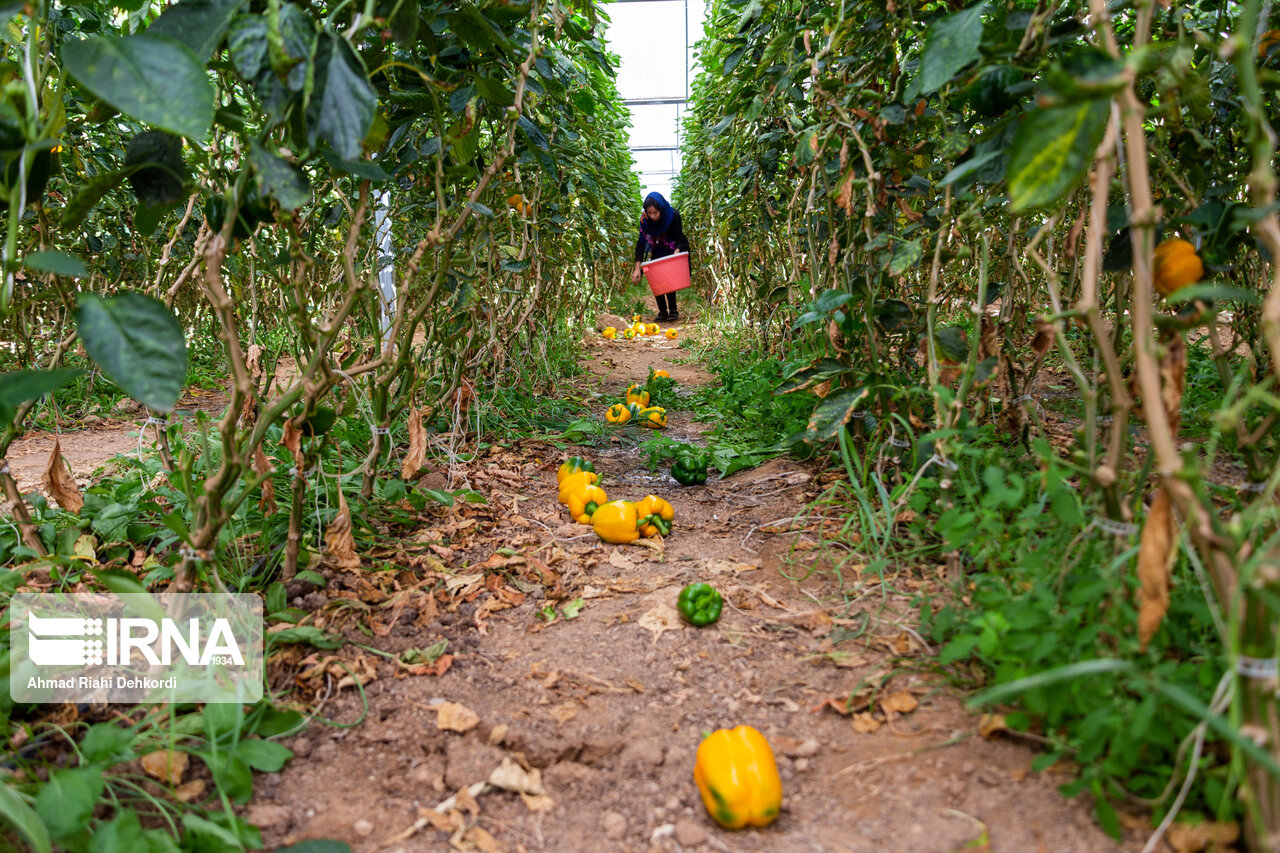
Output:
[276, 843, 352, 853]
[912, 2, 988, 97]
[933, 325, 969, 363]
[74, 292, 189, 413]
[80, 722, 136, 763]
[267, 626, 346, 650]
[90, 503, 134, 541]
[516, 115, 548, 151]
[939, 633, 979, 664]
[1164, 282, 1260, 306]
[235, 739, 292, 772]
[62, 34, 215, 142]
[0, 368, 82, 427]
[35, 766, 105, 840]
[24, 250, 88, 277]
[938, 150, 1001, 188]
[59, 167, 134, 229]
[124, 131, 188, 207]
[319, 147, 389, 182]
[887, 239, 923, 275]
[0, 781, 52, 853]
[307, 33, 376, 161]
[967, 659, 1134, 708]
[88, 809, 144, 853]
[148, 0, 247, 62]
[1006, 99, 1110, 212]
[250, 141, 310, 210]
[807, 387, 869, 441]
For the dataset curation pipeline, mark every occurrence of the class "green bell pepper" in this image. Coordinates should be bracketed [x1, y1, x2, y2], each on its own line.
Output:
[670, 449, 709, 486]
[677, 582, 723, 626]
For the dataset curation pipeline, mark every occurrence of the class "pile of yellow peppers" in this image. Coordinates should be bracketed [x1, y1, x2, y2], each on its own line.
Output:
[600, 316, 677, 341]
[603, 381, 666, 429]
[554, 457, 676, 545]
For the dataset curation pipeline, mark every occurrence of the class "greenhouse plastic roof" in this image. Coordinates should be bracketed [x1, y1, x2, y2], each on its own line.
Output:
[603, 0, 706, 203]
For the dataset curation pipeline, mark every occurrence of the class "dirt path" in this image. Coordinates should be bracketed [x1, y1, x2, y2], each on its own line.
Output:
[245, 318, 1145, 853]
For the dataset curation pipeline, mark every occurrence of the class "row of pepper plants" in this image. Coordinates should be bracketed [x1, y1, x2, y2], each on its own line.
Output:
[678, 0, 1280, 846]
[0, 0, 640, 848]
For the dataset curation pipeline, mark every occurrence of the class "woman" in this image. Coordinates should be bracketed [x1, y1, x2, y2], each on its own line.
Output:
[632, 192, 690, 322]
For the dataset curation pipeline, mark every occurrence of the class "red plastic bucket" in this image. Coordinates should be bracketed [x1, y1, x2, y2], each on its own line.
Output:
[641, 252, 691, 296]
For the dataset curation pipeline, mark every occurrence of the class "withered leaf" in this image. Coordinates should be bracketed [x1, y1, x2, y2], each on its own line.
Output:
[638, 601, 683, 644]
[253, 446, 276, 514]
[1167, 820, 1240, 853]
[1160, 332, 1187, 437]
[852, 713, 881, 733]
[43, 439, 84, 513]
[488, 757, 547, 796]
[433, 701, 480, 733]
[281, 419, 304, 470]
[1137, 489, 1175, 651]
[324, 490, 362, 569]
[141, 749, 188, 786]
[402, 406, 428, 480]
[979, 713, 1008, 739]
[881, 691, 919, 715]
[1030, 322, 1054, 358]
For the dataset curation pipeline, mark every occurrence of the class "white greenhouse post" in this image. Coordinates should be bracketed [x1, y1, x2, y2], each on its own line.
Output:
[374, 188, 396, 354]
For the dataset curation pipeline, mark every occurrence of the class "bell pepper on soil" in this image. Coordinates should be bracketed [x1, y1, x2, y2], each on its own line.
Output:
[694, 725, 782, 829]
[645, 323, 659, 336]
[592, 500, 641, 544]
[677, 582, 722, 626]
[665, 329, 678, 339]
[603, 327, 616, 339]
[557, 456, 595, 485]
[626, 401, 644, 419]
[636, 494, 674, 537]
[606, 403, 632, 424]
[631, 322, 646, 335]
[652, 369, 670, 379]
[566, 483, 608, 524]
[623, 328, 636, 340]
[558, 470, 599, 504]
[670, 449, 709, 486]
[626, 384, 651, 407]
[638, 406, 667, 429]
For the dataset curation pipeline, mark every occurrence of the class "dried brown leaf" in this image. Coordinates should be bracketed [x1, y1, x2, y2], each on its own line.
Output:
[458, 825, 501, 853]
[979, 713, 1008, 739]
[42, 439, 83, 513]
[434, 701, 480, 733]
[1161, 332, 1187, 437]
[836, 170, 855, 215]
[881, 691, 919, 715]
[1167, 820, 1240, 853]
[1030, 322, 1054, 358]
[324, 490, 362, 569]
[253, 446, 276, 514]
[1138, 489, 1176, 651]
[852, 713, 881, 733]
[141, 749, 188, 786]
[402, 406, 428, 480]
[548, 702, 579, 724]
[488, 723, 508, 746]
[281, 419, 304, 470]
[174, 779, 205, 802]
[638, 601, 683, 644]
[488, 757, 547, 796]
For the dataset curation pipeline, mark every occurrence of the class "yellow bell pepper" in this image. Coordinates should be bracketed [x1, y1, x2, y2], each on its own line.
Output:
[646, 323, 659, 336]
[558, 470, 599, 504]
[606, 403, 631, 424]
[653, 369, 670, 378]
[694, 726, 783, 829]
[566, 483, 608, 524]
[557, 456, 595, 485]
[631, 322, 646, 335]
[603, 326, 617, 339]
[623, 328, 636, 340]
[631, 314, 641, 322]
[665, 329, 678, 339]
[626, 384, 650, 407]
[592, 500, 640, 544]
[635, 494, 673, 537]
[638, 406, 666, 429]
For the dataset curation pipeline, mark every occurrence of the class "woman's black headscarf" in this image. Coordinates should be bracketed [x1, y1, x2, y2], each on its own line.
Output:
[639, 192, 675, 235]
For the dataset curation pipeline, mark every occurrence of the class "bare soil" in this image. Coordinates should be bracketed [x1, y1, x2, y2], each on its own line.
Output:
[2, 316, 1158, 852]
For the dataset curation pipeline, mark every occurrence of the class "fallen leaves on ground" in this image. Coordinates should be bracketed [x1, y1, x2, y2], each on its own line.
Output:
[638, 601, 683, 643]
[433, 701, 480, 733]
[1167, 820, 1240, 853]
[140, 749, 188, 785]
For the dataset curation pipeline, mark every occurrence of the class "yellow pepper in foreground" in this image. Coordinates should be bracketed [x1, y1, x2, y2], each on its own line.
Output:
[606, 403, 631, 424]
[694, 726, 782, 829]
[626, 384, 650, 407]
[665, 329, 678, 339]
[602, 326, 617, 339]
[592, 500, 640, 544]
